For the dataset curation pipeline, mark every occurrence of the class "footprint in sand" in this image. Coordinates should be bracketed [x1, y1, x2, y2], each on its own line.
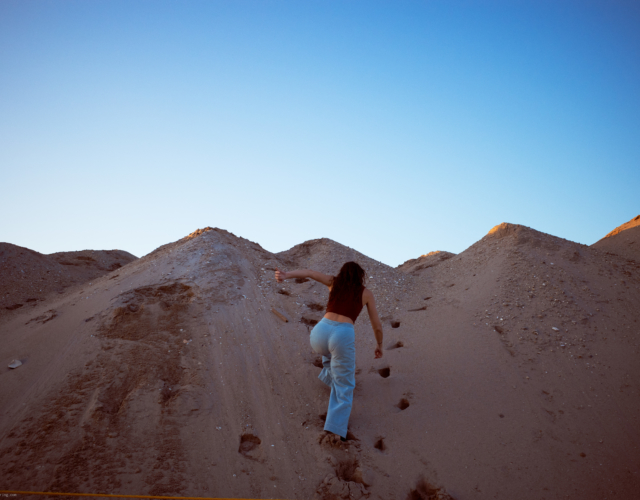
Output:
[317, 431, 359, 449]
[238, 433, 261, 460]
[301, 316, 318, 327]
[408, 477, 455, 500]
[316, 457, 370, 500]
[318, 432, 345, 449]
[374, 437, 386, 452]
[396, 398, 410, 410]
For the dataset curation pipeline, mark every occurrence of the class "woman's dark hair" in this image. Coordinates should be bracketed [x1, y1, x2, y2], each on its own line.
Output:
[328, 261, 366, 305]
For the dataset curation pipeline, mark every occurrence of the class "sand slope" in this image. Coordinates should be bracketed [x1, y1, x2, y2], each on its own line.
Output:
[1, 224, 639, 500]
[0, 243, 137, 320]
[591, 215, 640, 262]
[396, 251, 456, 274]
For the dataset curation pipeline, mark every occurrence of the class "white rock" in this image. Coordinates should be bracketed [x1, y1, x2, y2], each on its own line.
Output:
[552, 327, 560, 331]
[8, 360, 22, 369]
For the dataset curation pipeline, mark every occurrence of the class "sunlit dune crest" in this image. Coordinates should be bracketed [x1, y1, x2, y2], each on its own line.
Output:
[183, 226, 217, 240]
[599, 214, 640, 240]
[488, 221, 511, 234]
[421, 250, 447, 258]
[591, 215, 640, 263]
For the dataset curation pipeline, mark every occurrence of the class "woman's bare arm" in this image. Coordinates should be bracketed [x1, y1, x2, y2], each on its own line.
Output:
[364, 288, 384, 358]
[275, 268, 333, 287]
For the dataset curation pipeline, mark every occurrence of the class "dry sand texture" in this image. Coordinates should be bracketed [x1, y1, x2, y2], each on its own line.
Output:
[0, 244, 137, 318]
[396, 251, 456, 274]
[0, 217, 639, 500]
[592, 214, 640, 262]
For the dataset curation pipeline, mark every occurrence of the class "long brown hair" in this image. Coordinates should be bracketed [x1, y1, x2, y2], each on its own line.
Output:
[328, 261, 366, 305]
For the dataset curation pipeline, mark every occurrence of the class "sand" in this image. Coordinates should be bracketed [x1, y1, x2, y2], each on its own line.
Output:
[0, 220, 639, 500]
[0, 243, 137, 319]
[396, 251, 456, 274]
[592, 215, 640, 262]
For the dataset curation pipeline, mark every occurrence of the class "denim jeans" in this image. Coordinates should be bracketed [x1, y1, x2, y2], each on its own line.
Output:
[309, 318, 356, 438]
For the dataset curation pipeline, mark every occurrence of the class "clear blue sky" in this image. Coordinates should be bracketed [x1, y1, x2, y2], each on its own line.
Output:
[1, 0, 638, 267]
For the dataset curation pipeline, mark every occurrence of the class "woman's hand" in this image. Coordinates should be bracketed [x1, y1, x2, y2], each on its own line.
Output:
[275, 268, 288, 283]
[375, 344, 383, 359]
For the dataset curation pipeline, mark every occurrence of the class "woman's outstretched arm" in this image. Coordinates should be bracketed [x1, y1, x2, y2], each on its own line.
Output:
[364, 288, 384, 358]
[275, 268, 333, 287]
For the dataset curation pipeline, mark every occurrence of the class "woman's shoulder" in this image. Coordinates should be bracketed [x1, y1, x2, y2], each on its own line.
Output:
[328, 275, 335, 291]
[362, 286, 374, 306]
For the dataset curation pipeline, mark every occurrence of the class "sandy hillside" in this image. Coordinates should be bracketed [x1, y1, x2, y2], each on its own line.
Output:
[0, 223, 639, 500]
[0, 243, 137, 320]
[591, 215, 640, 262]
[396, 251, 456, 274]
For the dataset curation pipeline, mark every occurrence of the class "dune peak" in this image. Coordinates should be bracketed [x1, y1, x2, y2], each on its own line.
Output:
[591, 215, 640, 261]
[183, 226, 217, 240]
[487, 222, 526, 237]
[600, 214, 640, 240]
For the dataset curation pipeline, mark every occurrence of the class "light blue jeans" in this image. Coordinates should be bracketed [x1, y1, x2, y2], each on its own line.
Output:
[309, 318, 356, 438]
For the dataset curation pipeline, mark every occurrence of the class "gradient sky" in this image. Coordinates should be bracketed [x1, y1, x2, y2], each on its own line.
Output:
[1, 0, 639, 267]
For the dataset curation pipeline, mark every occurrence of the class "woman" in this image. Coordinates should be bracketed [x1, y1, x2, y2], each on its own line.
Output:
[275, 261, 384, 441]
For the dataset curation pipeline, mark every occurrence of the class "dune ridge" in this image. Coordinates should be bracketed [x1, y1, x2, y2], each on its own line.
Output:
[0, 243, 137, 317]
[0, 221, 639, 500]
[592, 215, 640, 262]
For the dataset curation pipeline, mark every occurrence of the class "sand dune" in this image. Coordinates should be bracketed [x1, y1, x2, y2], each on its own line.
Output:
[1, 223, 639, 500]
[592, 215, 640, 262]
[0, 243, 137, 319]
[396, 251, 456, 274]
